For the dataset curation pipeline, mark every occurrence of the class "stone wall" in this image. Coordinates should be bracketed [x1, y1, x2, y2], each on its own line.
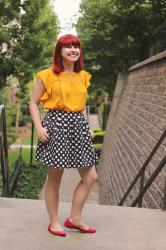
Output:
[98, 51, 166, 208]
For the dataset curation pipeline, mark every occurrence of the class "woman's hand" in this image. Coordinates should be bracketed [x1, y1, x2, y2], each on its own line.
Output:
[89, 129, 95, 140]
[37, 126, 50, 143]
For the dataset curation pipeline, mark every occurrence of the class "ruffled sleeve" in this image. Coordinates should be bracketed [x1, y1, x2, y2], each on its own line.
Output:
[36, 69, 52, 101]
[81, 70, 92, 88]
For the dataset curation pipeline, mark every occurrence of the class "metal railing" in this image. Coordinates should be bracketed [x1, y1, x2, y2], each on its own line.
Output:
[0, 105, 9, 196]
[9, 147, 24, 196]
[30, 121, 34, 164]
[119, 129, 166, 210]
[0, 105, 24, 197]
[97, 107, 103, 128]
[102, 103, 111, 130]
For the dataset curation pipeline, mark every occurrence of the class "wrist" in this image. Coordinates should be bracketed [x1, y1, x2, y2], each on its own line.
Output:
[36, 124, 43, 131]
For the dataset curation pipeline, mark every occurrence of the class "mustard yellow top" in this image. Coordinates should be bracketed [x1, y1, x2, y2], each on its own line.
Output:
[36, 68, 91, 112]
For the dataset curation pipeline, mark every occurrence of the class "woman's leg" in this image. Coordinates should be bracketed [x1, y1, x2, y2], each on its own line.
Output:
[45, 167, 64, 230]
[69, 165, 97, 228]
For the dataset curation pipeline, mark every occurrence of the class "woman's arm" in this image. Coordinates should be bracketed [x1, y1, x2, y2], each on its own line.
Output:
[29, 79, 49, 143]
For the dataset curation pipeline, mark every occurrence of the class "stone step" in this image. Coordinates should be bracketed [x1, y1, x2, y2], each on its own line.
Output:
[0, 197, 166, 250]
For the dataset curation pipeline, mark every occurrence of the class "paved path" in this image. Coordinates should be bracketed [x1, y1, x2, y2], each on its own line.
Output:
[0, 197, 166, 250]
[87, 114, 100, 130]
[9, 144, 37, 149]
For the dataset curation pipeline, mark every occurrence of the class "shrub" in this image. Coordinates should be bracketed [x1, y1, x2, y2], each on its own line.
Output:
[13, 162, 47, 199]
[7, 128, 19, 146]
[93, 143, 103, 158]
[93, 128, 103, 133]
[93, 130, 105, 144]
[93, 129, 105, 159]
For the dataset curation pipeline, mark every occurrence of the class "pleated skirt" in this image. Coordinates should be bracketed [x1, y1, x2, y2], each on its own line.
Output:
[36, 110, 98, 169]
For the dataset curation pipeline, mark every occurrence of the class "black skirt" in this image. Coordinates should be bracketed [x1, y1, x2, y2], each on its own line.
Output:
[36, 110, 98, 168]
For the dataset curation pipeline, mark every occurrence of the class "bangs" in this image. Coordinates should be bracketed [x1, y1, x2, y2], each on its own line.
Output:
[58, 34, 80, 47]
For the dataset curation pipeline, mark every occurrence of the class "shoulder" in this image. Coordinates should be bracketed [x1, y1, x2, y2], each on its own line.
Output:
[36, 68, 56, 76]
[36, 68, 59, 90]
[79, 70, 92, 88]
[36, 68, 59, 81]
[79, 70, 91, 78]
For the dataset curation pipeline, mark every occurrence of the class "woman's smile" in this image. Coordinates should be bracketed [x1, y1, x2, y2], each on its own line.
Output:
[61, 45, 80, 62]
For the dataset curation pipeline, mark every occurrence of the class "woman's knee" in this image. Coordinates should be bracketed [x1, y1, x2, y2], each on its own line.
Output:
[47, 167, 64, 184]
[82, 171, 98, 186]
[91, 171, 98, 184]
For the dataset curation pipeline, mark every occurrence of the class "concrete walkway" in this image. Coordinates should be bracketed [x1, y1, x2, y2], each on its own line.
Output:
[88, 114, 100, 130]
[0, 197, 166, 250]
[9, 144, 37, 149]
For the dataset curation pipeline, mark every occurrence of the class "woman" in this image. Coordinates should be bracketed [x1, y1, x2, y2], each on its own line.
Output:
[29, 34, 98, 237]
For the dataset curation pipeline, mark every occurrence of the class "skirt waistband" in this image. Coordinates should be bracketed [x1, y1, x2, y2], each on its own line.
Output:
[47, 109, 83, 114]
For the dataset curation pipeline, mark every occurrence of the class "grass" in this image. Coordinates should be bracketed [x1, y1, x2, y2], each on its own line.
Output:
[7, 124, 38, 177]
[8, 148, 36, 173]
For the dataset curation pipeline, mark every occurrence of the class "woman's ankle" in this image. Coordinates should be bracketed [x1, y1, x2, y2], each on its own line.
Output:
[50, 218, 61, 225]
[69, 216, 81, 223]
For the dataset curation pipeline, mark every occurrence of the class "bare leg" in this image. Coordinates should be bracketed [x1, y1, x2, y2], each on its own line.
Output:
[69, 165, 97, 229]
[45, 167, 64, 230]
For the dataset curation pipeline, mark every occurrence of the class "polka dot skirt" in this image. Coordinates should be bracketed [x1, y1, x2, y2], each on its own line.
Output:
[36, 110, 98, 169]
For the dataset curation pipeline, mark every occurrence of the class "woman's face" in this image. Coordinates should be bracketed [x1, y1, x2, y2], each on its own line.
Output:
[61, 44, 80, 64]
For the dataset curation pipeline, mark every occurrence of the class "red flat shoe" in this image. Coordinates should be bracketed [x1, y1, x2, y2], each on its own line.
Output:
[64, 218, 96, 233]
[48, 224, 66, 237]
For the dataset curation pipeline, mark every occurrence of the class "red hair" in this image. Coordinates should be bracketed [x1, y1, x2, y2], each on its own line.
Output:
[52, 34, 84, 73]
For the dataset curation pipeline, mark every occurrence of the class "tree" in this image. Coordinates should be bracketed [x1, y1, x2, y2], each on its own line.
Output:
[76, 0, 166, 94]
[0, 0, 59, 90]
[0, 0, 21, 87]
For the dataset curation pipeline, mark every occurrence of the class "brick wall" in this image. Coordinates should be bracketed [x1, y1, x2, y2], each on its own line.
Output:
[98, 51, 166, 208]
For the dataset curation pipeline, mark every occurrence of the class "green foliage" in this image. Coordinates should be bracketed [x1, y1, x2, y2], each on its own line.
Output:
[93, 130, 105, 144]
[0, 148, 40, 196]
[6, 104, 17, 126]
[13, 162, 47, 199]
[7, 128, 18, 146]
[9, 148, 30, 165]
[0, 0, 59, 90]
[76, 0, 166, 93]
[93, 143, 103, 151]
[93, 143, 103, 159]
[87, 87, 109, 106]
[93, 128, 103, 133]
[93, 128, 105, 158]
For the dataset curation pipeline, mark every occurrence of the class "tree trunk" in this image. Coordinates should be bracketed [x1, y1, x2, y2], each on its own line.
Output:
[15, 102, 20, 131]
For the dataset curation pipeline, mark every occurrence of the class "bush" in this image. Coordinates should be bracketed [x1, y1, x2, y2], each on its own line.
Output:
[92, 129, 105, 159]
[93, 128, 103, 133]
[93, 130, 105, 144]
[7, 128, 19, 146]
[13, 162, 47, 199]
[93, 143, 103, 158]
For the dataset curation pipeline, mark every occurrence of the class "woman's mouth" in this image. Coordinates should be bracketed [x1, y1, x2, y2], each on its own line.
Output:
[68, 53, 78, 57]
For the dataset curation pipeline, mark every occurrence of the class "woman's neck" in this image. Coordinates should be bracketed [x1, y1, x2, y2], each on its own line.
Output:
[63, 61, 74, 72]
